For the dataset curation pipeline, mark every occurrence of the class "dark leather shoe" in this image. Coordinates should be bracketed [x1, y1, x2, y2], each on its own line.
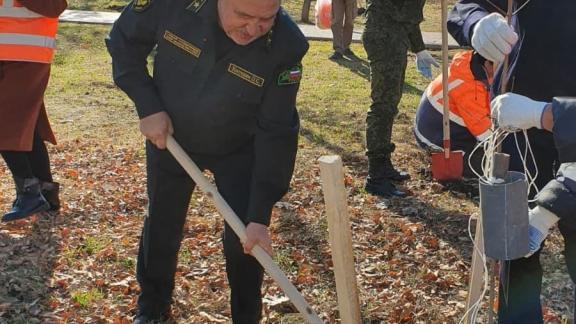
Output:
[342, 48, 358, 60]
[329, 51, 343, 60]
[133, 313, 172, 324]
[365, 177, 407, 198]
[3, 177, 50, 222]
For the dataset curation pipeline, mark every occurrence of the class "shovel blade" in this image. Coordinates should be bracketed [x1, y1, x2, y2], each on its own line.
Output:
[431, 150, 464, 181]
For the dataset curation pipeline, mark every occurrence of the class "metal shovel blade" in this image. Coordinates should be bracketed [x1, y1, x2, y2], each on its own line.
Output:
[431, 150, 464, 181]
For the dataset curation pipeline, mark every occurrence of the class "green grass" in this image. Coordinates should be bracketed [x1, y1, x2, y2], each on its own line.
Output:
[71, 288, 105, 307]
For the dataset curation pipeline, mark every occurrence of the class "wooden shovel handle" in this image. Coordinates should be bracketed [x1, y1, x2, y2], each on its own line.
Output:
[166, 135, 323, 324]
[441, 0, 451, 159]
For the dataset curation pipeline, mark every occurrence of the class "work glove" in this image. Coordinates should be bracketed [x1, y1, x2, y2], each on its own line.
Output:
[491, 93, 548, 130]
[525, 206, 558, 257]
[415, 50, 439, 79]
[471, 13, 518, 63]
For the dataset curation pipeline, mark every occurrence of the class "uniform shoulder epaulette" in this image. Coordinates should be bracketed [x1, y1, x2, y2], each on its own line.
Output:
[186, 0, 206, 12]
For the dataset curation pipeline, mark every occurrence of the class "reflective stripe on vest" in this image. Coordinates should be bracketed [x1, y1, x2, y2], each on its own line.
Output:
[0, 0, 58, 63]
[0, 33, 55, 48]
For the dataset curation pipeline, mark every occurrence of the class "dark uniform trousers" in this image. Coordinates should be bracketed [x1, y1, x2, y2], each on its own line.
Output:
[137, 142, 263, 323]
[499, 129, 576, 323]
[363, 0, 424, 163]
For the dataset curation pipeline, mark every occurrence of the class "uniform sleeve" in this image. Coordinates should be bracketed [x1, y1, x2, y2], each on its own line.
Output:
[105, 0, 166, 119]
[552, 97, 576, 163]
[406, 23, 425, 53]
[447, 0, 506, 46]
[246, 49, 309, 226]
[19, 0, 67, 18]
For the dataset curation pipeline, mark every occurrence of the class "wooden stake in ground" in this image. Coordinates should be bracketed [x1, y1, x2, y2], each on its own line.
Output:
[465, 215, 486, 324]
[318, 155, 361, 324]
[166, 136, 323, 324]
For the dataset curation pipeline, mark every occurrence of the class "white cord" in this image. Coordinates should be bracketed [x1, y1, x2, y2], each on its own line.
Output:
[458, 215, 490, 324]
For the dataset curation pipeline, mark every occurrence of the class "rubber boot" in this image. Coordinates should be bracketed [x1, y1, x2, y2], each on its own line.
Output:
[2, 177, 50, 222]
[41, 181, 60, 211]
[365, 158, 407, 197]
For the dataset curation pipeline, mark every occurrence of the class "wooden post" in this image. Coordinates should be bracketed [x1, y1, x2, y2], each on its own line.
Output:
[465, 216, 486, 324]
[318, 155, 361, 324]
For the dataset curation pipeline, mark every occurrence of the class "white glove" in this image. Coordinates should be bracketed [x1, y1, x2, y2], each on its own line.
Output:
[415, 50, 439, 79]
[491, 93, 548, 130]
[525, 206, 559, 257]
[471, 13, 519, 63]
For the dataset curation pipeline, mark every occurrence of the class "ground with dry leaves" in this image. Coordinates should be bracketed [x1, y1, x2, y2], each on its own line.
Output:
[0, 20, 573, 324]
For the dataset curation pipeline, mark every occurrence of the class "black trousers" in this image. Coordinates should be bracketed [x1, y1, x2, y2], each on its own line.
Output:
[498, 129, 575, 323]
[137, 142, 263, 323]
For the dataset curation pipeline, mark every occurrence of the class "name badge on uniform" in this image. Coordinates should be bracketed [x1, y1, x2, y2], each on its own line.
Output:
[163, 31, 202, 58]
[228, 64, 265, 88]
[277, 64, 302, 86]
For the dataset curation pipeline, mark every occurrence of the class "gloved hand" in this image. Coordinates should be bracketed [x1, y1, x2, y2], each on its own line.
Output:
[491, 93, 548, 130]
[415, 50, 439, 79]
[471, 12, 519, 63]
[525, 206, 559, 257]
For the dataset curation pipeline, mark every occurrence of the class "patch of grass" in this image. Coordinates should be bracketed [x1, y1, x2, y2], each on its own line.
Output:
[65, 0, 453, 32]
[71, 288, 104, 307]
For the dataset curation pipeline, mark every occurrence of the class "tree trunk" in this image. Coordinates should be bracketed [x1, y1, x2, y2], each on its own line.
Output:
[301, 0, 312, 23]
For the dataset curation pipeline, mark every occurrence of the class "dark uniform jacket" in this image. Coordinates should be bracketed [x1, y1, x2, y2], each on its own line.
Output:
[365, 0, 426, 52]
[106, 0, 309, 225]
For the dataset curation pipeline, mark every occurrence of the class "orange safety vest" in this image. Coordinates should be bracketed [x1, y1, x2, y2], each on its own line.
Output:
[425, 51, 492, 141]
[0, 0, 59, 63]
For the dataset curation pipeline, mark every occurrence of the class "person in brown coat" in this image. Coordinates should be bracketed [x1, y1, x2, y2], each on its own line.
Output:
[0, 0, 67, 221]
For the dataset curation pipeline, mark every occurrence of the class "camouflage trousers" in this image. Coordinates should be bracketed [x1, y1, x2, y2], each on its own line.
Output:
[362, 23, 410, 160]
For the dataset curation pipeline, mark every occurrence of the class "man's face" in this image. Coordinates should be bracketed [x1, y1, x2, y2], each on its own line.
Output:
[217, 0, 280, 46]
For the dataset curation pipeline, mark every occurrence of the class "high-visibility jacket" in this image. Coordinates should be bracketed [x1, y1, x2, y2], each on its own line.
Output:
[0, 0, 59, 63]
[414, 50, 491, 152]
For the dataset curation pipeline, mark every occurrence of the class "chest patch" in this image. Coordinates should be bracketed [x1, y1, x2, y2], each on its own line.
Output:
[277, 64, 303, 86]
[228, 63, 265, 87]
[163, 30, 201, 58]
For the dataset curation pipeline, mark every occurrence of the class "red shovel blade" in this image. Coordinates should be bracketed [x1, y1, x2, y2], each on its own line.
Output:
[431, 150, 464, 181]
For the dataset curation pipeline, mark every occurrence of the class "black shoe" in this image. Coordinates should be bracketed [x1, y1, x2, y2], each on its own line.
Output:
[133, 312, 172, 324]
[2, 177, 50, 222]
[365, 177, 407, 198]
[368, 157, 411, 182]
[329, 51, 343, 60]
[41, 181, 60, 211]
[342, 48, 358, 60]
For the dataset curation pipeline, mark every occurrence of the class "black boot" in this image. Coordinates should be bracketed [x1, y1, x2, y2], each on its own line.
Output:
[365, 176, 407, 197]
[366, 157, 408, 197]
[2, 177, 50, 222]
[41, 181, 60, 211]
[381, 158, 410, 182]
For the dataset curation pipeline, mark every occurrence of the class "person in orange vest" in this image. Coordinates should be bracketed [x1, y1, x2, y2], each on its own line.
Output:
[0, 0, 67, 221]
[413, 50, 494, 176]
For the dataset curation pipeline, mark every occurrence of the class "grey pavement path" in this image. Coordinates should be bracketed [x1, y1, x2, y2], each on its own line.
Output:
[60, 9, 461, 49]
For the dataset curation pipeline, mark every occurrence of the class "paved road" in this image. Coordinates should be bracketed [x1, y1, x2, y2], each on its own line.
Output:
[59, 9, 461, 50]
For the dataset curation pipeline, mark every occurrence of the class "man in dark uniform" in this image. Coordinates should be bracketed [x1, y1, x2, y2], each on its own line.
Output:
[106, 0, 309, 322]
[362, 0, 437, 197]
[449, 0, 576, 322]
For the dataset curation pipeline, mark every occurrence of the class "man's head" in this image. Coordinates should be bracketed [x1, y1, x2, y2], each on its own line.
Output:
[217, 0, 280, 45]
